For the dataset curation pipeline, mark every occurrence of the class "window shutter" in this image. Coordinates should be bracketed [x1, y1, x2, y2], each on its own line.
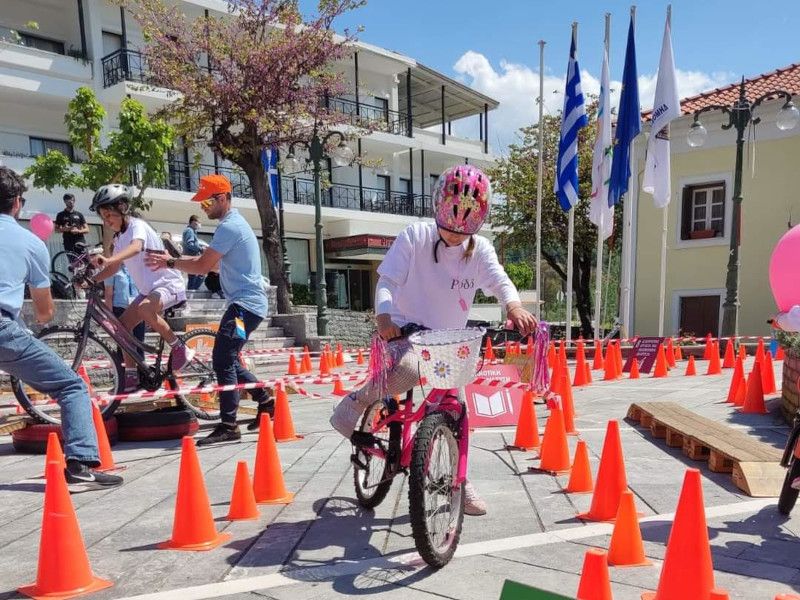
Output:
[715, 184, 726, 235]
[680, 185, 693, 240]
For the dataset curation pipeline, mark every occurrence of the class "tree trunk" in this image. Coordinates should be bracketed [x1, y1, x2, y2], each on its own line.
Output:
[241, 158, 291, 315]
[574, 253, 593, 337]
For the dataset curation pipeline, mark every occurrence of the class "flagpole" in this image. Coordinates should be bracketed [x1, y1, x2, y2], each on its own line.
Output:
[620, 4, 637, 340]
[535, 40, 545, 322]
[594, 14, 611, 341]
[564, 22, 578, 345]
[656, 5, 672, 337]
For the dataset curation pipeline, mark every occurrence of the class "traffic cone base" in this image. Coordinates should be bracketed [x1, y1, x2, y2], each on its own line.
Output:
[18, 574, 113, 600]
[158, 532, 231, 552]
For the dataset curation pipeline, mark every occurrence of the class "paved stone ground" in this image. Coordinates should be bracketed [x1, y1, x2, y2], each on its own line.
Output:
[1, 357, 799, 600]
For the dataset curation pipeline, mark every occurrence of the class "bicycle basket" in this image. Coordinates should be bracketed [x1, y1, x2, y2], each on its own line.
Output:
[408, 328, 485, 388]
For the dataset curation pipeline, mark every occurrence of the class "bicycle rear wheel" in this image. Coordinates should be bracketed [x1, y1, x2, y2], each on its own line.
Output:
[353, 399, 401, 509]
[408, 412, 464, 568]
[778, 457, 800, 515]
[169, 328, 220, 421]
[12, 327, 123, 424]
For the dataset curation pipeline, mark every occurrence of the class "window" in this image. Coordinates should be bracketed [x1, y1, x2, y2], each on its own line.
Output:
[680, 182, 725, 240]
[376, 175, 390, 196]
[18, 32, 64, 55]
[679, 295, 720, 337]
[102, 31, 123, 57]
[429, 173, 440, 196]
[30, 137, 74, 161]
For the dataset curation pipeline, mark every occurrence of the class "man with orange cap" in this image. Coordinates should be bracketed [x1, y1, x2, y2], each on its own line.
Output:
[146, 174, 272, 445]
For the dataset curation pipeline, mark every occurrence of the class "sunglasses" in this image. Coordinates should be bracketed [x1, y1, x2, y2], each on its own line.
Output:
[200, 193, 224, 209]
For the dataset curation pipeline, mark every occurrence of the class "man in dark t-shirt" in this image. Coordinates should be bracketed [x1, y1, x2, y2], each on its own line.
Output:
[54, 193, 88, 254]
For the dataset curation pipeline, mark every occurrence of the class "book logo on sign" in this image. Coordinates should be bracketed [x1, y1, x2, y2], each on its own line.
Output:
[472, 389, 512, 418]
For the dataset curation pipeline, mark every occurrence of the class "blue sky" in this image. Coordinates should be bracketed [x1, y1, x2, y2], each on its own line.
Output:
[301, 0, 798, 151]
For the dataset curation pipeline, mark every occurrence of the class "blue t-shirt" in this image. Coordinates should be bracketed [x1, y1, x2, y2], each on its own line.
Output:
[0, 214, 51, 319]
[210, 209, 268, 318]
[111, 265, 139, 308]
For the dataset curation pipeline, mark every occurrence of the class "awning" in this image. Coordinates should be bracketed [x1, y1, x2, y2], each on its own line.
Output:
[324, 234, 396, 261]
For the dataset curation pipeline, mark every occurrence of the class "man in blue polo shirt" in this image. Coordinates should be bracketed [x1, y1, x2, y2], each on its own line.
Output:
[0, 166, 122, 491]
[146, 174, 271, 446]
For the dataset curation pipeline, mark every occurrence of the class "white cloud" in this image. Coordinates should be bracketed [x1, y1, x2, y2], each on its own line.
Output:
[451, 50, 733, 154]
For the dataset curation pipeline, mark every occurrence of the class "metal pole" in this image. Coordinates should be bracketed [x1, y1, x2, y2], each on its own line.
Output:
[311, 134, 328, 336]
[406, 68, 413, 137]
[277, 159, 291, 293]
[566, 209, 575, 343]
[484, 103, 489, 154]
[76, 0, 87, 60]
[441, 86, 446, 144]
[657, 207, 668, 335]
[535, 40, 545, 322]
[594, 14, 610, 341]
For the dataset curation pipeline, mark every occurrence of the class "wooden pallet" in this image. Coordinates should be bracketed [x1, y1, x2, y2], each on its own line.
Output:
[627, 402, 785, 497]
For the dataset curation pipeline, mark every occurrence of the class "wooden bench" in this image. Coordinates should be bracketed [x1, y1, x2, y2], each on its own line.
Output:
[627, 402, 785, 497]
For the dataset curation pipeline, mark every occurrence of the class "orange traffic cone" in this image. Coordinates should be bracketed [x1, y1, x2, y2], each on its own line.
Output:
[584, 360, 593, 384]
[665, 338, 676, 369]
[774, 595, 800, 600]
[548, 341, 557, 369]
[318, 352, 330, 377]
[756, 337, 765, 365]
[356, 348, 365, 365]
[253, 413, 294, 504]
[777, 345, 786, 361]
[226, 461, 260, 521]
[77, 364, 94, 398]
[159, 437, 231, 551]
[550, 354, 563, 395]
[576, 548, 613, 600]
[527, 337, 534, 356]
[287, 352, 299, 376]
[574, 353, 588, 387]
[763, 351, 777, 395]
[335, 347, 345, 367]
[603, 348, 616, 381]
[706, 341, 722, 375]
[710, 590, 730, 600]
[559, 370, 578, 435]
[18, 461, 113, 598]
[608, 490, 651, 566]
[484, 337, 495, 361]
[703, 334, 712, 360]
[641, 469, 716, 600]
[738, 344, 747, 360]
[722, 340, 735, 369]
[576, 339, 587, 366]
[578, 420, 628, 522]
[733, 367, 747, 407]
[727, 357, 745, 404]
[593, 340, 604, 370]
[91, 403, 118, 472]
[332, 377, 347, 396]
[674, 344, 683, 362]
[44, 431, 66, 472]
[566, 440, 593, 493]
[559, 340, 567, 363]
[740, 361, 768, 414]
[273, 382, 302, 442]
[652, 345, 669, 378]
[616, 342, 624, 378]
[535, 405, 571, 474]
[685, 355, 697, 376]
[510, 390, 540, 451]
[301, 346, 312, 373]
[629, 358, 640, 379]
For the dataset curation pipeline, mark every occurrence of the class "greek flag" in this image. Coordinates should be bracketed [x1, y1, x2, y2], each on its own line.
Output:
[261, 146, 280, 208]
[554, 27, 588, 212]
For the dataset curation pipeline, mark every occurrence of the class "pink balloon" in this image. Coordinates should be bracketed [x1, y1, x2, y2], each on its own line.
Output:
[30, 212, 54, 241]
[769, 223, 800, 311]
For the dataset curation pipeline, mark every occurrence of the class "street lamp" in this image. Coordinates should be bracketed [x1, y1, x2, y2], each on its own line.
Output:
[688, 79, 798, 339]
[282, 126, 352, 336]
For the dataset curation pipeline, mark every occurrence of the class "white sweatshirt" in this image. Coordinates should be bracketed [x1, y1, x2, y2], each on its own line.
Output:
[375, 222, 520, 329]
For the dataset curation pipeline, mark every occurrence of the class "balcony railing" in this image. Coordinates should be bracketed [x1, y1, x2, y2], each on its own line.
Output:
[156, 158, 431, 218]
[326, 96, 410, 137]
[101, 48, 150, 88]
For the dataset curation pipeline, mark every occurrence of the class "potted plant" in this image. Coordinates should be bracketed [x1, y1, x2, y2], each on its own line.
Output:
[690, 228, 716, 240]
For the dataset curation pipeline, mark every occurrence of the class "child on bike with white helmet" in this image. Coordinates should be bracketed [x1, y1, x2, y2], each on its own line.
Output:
[331, 165, 537, 515]
[90, 184, 192, 391]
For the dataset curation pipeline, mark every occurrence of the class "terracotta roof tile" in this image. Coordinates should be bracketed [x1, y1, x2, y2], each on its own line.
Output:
[643, 62, 800, 120]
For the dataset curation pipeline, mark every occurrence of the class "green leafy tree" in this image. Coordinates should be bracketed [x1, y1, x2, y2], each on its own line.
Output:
[488, 100, 622, 336]
[24, 86, 174, 213]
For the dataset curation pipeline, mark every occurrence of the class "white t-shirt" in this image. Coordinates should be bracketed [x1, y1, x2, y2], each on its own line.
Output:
[113, 217, 185, 296]
[375, 222, 520, 329]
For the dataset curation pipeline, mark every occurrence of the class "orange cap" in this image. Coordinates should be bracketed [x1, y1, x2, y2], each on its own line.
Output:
[191, 174, 232, 202]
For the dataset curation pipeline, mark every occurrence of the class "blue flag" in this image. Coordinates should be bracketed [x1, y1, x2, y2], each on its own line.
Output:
[554, 27, 588, 212]
[608, 15, 641, 207]
[261, 146, 280, 207]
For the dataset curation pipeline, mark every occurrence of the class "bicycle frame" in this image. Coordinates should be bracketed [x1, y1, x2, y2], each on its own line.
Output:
[365, 386, 470, 487]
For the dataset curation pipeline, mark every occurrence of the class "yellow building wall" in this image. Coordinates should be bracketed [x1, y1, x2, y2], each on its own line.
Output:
[633, 134, 800, 337]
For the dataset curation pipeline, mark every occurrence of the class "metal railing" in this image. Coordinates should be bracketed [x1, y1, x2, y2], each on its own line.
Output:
[101, 48, 150, 88]
[327, 96, 410, 137]
[160, 159, 252, 198]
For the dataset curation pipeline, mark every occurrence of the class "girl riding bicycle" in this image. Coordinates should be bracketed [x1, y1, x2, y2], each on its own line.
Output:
[89, 184, 192, 391]
[331, 165, 537, 515]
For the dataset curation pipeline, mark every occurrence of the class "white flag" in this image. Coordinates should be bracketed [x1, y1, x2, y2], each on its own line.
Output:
[642, 13, 681, 208]
[590, 46, 613, 239]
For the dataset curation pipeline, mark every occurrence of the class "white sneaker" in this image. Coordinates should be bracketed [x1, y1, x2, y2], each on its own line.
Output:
[330, 394, 363, 439]
[464, 480, 487, 516]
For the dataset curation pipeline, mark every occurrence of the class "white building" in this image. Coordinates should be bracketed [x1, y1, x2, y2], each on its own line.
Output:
[0, 0, 498, 312]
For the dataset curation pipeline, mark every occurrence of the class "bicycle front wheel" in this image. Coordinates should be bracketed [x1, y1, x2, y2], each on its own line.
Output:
[778, 457, 800, 515]
[12, 327, 123, 424]
[408, 412, 464, 568]
[353, 400, 401, 509]
[170, 328, 220, 421]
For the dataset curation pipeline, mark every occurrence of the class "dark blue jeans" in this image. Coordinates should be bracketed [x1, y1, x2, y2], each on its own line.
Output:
[0, 317, 99, 464]
[187, 274, 205, 291]
[213, 304, 268, 425]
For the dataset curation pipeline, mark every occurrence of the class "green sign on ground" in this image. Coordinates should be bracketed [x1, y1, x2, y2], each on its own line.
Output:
[499, 580, 574, 600]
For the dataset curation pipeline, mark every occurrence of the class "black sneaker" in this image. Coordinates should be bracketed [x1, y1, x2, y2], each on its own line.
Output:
[64, 460, 123, 493]
[197, 423, 241, 447]
[246, 401, 275, 431]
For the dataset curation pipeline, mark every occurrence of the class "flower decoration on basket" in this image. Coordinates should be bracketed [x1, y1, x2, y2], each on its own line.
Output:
[421, 349, 431, 361]
[433, 361, 451, 379]
[457, 345, 471, 359]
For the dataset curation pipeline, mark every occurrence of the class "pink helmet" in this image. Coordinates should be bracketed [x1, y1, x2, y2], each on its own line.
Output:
[432, 165, 491, 235]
